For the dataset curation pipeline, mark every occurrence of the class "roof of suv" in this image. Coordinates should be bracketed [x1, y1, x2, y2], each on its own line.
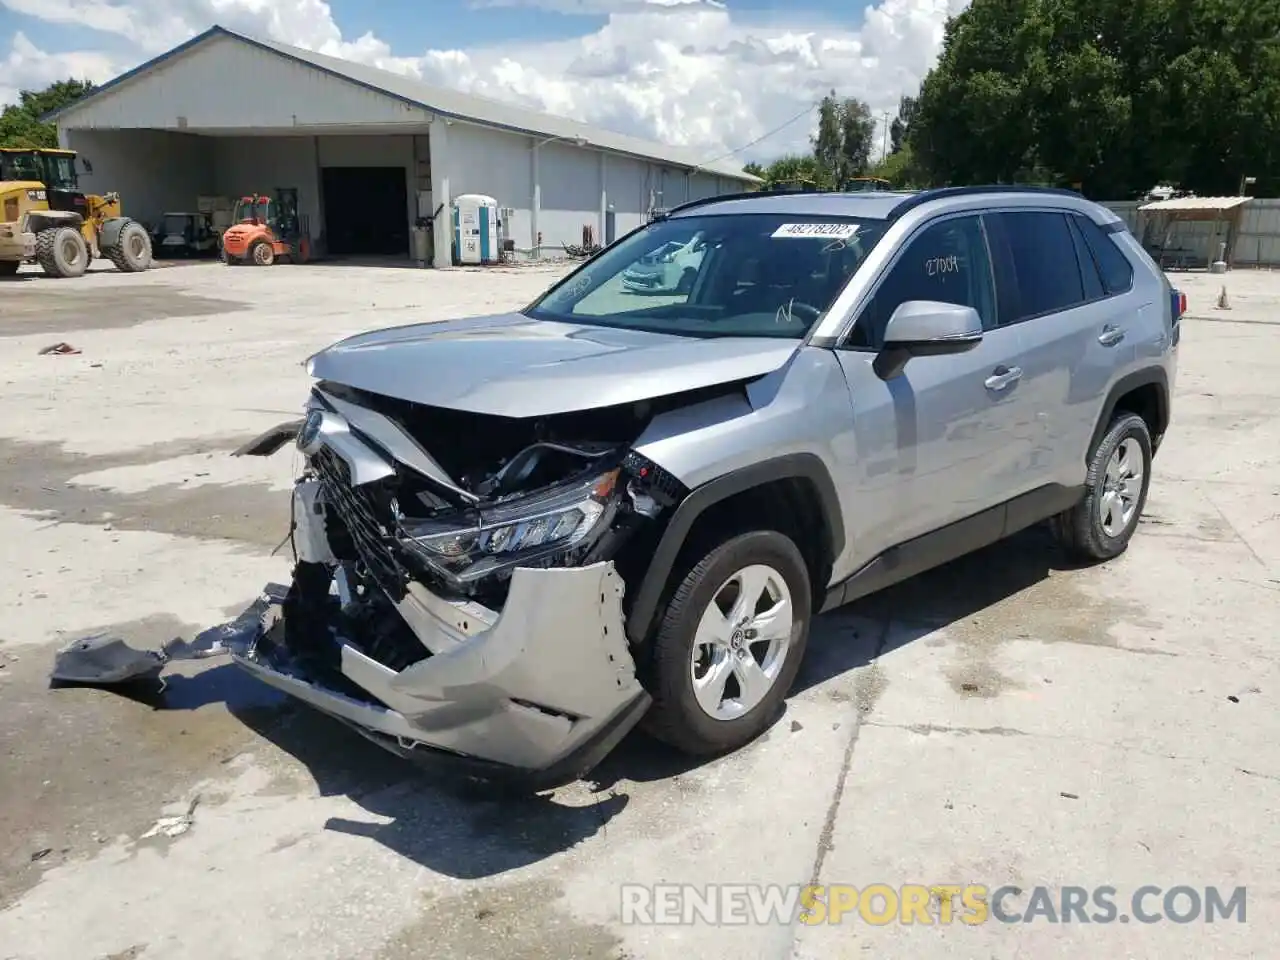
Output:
[667, 185, 1094, 223]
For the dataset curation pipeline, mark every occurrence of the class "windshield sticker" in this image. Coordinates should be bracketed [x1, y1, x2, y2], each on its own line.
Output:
[772, 222, 860, 240]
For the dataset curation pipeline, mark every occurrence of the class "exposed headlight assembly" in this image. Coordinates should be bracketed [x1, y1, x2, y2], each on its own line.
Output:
[399, 468, 620, 584]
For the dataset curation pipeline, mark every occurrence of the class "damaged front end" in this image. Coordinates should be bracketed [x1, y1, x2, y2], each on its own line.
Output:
[229, 381, 689, 789]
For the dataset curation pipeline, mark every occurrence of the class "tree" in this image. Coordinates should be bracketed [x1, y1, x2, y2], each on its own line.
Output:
[0, 79, 95, 149]
[759, 153, 825, 188]
[889, 95, 917, 155]
[809, 92, 877, 186]
[906, 0, 1280, 197]
[838, 98, 876, 179]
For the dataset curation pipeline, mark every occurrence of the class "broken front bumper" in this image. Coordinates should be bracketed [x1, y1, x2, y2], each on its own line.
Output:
[227, 561, 650, 791]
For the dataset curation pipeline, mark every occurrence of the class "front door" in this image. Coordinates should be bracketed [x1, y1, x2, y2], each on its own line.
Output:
[836, 213, 1030, 560]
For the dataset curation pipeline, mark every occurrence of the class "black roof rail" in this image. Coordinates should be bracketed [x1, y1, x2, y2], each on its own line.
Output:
[656, 188, 822, 218]
[887, 184, 1085, 222]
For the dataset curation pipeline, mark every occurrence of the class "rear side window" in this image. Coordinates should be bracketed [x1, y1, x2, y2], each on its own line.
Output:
[991, 211, 1085, 322]
[1074, 215, 1134, 295]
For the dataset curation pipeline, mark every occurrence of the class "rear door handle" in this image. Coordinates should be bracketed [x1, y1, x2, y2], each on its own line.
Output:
[984, 365, 1022, 391]
[1098, 324, 1126, 346]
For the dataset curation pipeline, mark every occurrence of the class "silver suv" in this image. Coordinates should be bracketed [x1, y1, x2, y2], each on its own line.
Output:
[231, 186, 1183, 789]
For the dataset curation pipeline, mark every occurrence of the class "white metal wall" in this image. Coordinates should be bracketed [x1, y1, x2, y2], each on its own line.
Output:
[63, 129, 215, 228]
[58, 33, 430, 131]
[442, 121, 742, 259]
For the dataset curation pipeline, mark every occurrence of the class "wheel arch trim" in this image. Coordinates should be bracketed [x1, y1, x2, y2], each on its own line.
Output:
[625, 452, 844, 645]
[1089, 367, 1169, 458]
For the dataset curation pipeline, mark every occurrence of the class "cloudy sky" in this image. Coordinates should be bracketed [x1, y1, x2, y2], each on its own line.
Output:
[0, 0, 967, 164]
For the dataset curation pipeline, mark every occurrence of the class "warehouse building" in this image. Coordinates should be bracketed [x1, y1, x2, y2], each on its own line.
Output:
[47, 25, 760, 267]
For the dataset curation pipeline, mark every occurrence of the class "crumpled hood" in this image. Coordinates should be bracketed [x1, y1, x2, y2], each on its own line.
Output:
[307, 312, 799, 417]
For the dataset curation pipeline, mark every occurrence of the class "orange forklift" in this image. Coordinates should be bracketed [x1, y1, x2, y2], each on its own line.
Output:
[220, 187, 312, 265]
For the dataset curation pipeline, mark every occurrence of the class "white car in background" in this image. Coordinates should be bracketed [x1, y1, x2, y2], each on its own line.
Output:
[620, 235, 706, 294]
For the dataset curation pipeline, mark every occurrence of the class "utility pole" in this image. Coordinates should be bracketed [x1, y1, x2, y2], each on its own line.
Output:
[881, 111, 891, 162]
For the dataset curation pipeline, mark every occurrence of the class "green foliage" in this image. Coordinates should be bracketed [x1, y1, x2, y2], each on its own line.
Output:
[907, 0, 1280, 197]
[756, 153, 827, 189]
[811, 92, 877, 185]
[889, 95, 917, 154]
[0, 79, 95, 149]
[867, 144, 924, 189]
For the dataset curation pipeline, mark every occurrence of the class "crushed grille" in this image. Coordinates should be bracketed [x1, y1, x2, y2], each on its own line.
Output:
[313, 448, 408, 599]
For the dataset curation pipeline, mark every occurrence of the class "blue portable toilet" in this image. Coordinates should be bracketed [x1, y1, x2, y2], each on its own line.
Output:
[452, 194, 498, 265]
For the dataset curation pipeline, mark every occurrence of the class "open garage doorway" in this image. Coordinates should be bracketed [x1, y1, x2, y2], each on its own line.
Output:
[321, 166, 409, 257]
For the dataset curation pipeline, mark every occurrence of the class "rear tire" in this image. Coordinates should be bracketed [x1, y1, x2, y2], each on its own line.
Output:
[1052, 412, 1152, 563]
[644, 530, 812, 756]
[0, 260, 19, 277]
[106, 220, 153, 273]
[35, 227, 89, 279]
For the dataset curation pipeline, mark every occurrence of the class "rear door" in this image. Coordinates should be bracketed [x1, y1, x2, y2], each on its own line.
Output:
[836, 212, 1029, 555]
[986, 210, 1138, 494]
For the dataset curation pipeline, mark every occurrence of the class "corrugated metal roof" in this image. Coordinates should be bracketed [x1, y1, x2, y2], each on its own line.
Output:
[1139, 196, 1251, 212]
[46, 25, 761, 183]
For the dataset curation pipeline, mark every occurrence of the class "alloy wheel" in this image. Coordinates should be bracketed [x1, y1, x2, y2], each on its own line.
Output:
[690, 563, 794, 720]
[1099, 437, 1144, 537]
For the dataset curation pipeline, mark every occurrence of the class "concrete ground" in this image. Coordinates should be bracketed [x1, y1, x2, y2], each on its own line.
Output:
[0, 259, 1276, 959]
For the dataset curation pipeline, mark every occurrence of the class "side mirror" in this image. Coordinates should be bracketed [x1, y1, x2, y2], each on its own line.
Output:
[872, 300, 983, 380]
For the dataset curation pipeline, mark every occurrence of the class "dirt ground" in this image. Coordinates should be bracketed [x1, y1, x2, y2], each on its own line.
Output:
[0, 259, 1276, 960]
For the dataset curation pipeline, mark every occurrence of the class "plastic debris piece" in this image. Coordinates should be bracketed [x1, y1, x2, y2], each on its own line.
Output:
[50, 634, 165, 685]
[140, 796, 200, 840]
[38, 342, 82, 356]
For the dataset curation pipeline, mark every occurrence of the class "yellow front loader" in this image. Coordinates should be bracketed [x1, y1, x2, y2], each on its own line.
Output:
[0, 147, 152, 279]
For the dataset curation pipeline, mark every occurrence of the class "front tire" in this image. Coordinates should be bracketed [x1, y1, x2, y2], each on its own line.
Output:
[250, 240, 274, 266]
[35, 226, 89, 278]
[1053, 412, 1152, 563]
[644, 530, 812, 756]
[106, 220, 153, 272]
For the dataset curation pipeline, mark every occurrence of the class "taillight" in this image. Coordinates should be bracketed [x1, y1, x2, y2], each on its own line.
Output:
[1170, 288, 1186, 321]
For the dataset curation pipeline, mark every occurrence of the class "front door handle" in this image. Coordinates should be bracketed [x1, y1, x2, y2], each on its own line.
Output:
[1098, 324, 1126, 347]
[984, 365, 1022, 391]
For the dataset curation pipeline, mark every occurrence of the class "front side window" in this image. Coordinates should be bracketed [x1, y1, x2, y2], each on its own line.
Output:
[847, 215, 996, 349]
[525, 212, 888, 339]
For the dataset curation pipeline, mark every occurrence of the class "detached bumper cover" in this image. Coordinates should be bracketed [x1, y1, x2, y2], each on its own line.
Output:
[227, 562, 650, 790]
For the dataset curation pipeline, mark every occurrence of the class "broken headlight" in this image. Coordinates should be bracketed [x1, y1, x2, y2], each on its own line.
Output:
[399, 468, 620, 584]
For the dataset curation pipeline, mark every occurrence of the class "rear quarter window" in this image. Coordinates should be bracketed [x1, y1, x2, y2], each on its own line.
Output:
[1074, 215, 1135, 295]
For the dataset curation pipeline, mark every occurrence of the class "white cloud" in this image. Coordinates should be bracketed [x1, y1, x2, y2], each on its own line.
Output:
[0, 31, 120, 110]
[0, 0, 967, 163]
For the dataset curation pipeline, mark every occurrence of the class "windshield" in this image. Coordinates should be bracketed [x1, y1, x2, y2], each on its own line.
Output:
[234, 198, 270, 222]
[526, 212, 887, 339]
[163, 215, 190, 234]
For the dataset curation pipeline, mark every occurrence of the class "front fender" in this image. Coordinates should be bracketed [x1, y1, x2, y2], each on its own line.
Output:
[99, 217, 129, 250]
[624, 452, 845, 645]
